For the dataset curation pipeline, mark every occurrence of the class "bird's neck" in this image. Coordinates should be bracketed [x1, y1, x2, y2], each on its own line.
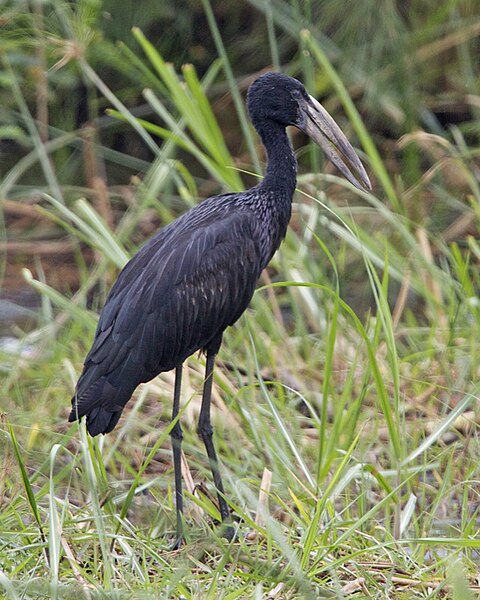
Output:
[249, 121, 296, 267]
[257, 121, 297, 199]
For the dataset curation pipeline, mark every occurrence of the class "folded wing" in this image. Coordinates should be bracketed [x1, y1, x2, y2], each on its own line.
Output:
[69, 207, 262, 435]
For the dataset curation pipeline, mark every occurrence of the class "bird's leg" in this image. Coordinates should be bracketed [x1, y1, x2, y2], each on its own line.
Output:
[198, 350, 235, 540]
[170, 364, 184, 548]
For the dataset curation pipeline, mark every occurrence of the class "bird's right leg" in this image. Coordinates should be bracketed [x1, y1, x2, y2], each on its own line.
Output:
[170, 364, 184, 548]
[198, 348, 235, 540]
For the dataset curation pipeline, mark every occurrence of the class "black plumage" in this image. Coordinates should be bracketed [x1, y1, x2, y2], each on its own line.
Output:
[69, 71, 371, 543]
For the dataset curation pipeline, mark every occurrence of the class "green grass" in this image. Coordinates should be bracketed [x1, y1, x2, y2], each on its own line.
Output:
[1, 1, 480, 597]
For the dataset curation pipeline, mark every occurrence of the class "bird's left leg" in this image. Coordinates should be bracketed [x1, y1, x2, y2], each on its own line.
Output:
[170, 364, 185, 548]
[198, 342, 234, 539]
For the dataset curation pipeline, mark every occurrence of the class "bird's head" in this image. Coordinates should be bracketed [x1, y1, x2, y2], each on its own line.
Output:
[247, 72, 371, 191]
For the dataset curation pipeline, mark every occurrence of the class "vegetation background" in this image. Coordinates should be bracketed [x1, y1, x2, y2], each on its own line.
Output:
[1, 0, 479, 597]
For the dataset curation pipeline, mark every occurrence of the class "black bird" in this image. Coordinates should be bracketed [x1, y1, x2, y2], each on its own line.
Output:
[69, 72, 371, 543]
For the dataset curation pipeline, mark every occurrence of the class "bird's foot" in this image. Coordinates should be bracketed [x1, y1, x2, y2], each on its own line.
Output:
[169, 531, 185, 551]
[220, 522, 237, 542]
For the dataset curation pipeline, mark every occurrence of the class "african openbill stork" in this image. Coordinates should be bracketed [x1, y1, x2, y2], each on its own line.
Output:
[69, 71, 371, 544]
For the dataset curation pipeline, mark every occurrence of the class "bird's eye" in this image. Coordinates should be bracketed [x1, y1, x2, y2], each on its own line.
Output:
[292, 88, 307, 101]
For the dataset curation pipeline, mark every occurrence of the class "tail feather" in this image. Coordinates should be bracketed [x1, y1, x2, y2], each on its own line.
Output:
[69, 373, 136, 436]
[84, 406, 122, 436]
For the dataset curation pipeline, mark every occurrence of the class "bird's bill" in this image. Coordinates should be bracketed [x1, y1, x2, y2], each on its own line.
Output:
[298, 95, 371, 191]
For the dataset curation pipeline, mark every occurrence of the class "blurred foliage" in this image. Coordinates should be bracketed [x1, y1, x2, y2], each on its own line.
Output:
[0, 0, 296, 176]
